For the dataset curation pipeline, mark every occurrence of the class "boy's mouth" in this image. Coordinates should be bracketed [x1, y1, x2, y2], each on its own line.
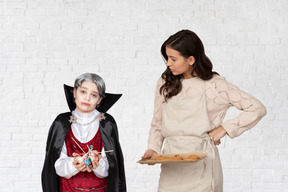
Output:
[81, 102, 90, 106]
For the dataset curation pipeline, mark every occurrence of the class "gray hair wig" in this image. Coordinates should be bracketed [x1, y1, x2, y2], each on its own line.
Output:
[74, 73, 106, 97]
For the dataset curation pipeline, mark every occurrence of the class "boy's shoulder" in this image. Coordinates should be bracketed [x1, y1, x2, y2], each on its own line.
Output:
[55, 112, 72, 121]
[100, 112, 116, 124]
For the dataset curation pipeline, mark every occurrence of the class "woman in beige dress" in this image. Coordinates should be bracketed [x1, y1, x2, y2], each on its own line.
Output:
[142, 30, 267, 192]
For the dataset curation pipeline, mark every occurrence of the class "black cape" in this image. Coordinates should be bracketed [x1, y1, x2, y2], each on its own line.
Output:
[41, 85, 126, 192]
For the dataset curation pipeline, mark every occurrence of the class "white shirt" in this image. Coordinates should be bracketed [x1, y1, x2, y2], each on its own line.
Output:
[55, 109, 109, 179]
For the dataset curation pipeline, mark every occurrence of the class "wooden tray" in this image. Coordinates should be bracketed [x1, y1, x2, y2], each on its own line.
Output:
[138, 152, 207, 165]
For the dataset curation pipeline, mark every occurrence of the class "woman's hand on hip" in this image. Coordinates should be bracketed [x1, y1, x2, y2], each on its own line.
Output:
[208, 126, 227, 145]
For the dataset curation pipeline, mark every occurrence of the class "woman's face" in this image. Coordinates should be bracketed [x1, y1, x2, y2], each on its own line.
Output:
[165, 46, 195, 79]
[74, 81, 102, 114]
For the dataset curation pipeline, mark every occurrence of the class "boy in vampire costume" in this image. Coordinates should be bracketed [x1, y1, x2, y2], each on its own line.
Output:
[42, 73, 126, 192]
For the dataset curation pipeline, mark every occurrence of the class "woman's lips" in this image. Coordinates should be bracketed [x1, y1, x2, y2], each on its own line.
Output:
[81, 102, 90, 106]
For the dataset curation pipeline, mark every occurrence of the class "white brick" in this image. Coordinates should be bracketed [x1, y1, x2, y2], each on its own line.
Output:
[0, 0, 287, 191]
[0, 134, 11, 140]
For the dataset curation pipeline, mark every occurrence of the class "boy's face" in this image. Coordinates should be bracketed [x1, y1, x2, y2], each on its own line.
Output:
[74, 81, 102, 114]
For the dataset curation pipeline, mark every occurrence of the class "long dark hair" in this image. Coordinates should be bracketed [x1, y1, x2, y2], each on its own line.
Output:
[160, 29, 219, 101]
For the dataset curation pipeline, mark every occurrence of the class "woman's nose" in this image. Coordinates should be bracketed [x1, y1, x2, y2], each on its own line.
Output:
[166, 60, 171, 67]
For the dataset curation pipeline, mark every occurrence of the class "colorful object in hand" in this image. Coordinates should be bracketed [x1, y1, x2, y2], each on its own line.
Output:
[76, 156, 84, 163]
[83, 158, 91, 166]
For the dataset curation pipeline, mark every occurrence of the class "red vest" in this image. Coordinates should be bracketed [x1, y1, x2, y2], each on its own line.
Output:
[60, 128, 108, 192]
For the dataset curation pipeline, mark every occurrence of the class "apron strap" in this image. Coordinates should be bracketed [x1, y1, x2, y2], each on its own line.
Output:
[202, 136, 216, 190]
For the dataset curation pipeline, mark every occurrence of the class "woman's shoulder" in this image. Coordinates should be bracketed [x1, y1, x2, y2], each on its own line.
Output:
[204, 75, 232, 104]
[156, 77, 165, 85]
[206, 74, 227, 83]
[205, 75, 230, 91]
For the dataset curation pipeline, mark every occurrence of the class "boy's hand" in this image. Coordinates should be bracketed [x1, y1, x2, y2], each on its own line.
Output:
[88, 150, 103, 170]
[72, 152, 87, 172]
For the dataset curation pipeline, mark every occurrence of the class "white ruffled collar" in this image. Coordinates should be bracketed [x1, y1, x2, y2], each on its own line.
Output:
[72, 109, 99, 121]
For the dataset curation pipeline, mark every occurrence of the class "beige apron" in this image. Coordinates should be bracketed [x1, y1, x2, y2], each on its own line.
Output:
[158, 81, 223, 192]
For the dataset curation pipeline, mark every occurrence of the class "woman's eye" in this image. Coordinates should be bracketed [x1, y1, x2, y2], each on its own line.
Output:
[92, 94, 98, 98]
[80, 90, 85, 94]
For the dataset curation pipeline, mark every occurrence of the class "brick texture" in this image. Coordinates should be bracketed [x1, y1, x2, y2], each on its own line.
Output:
[0, 0, 287, 191]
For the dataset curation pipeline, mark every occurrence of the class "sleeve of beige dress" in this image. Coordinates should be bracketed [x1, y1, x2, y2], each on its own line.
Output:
[214, 77, 267, 138]
[147, 78, 165, 154]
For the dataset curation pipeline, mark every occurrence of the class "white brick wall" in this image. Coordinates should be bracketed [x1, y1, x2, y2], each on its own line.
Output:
[0, 0, 287, 191]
